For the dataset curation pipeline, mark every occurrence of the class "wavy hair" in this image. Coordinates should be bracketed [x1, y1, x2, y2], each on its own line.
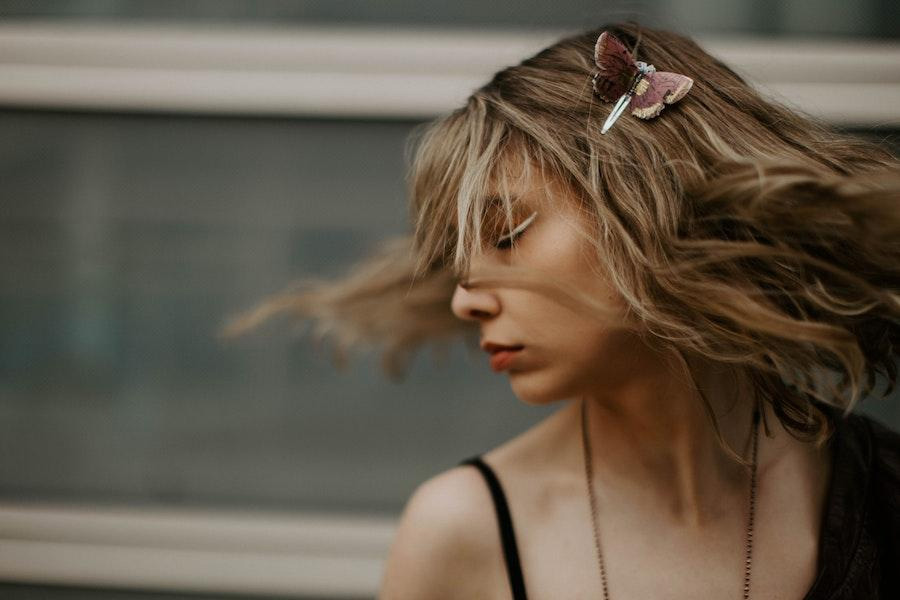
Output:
[221, 22, 900, 458]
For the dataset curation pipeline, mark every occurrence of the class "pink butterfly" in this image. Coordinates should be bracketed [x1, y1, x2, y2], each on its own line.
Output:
[592, 31, 693, 134]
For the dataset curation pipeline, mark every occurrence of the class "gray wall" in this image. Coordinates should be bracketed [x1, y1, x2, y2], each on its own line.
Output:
[0, 109, 558, 515]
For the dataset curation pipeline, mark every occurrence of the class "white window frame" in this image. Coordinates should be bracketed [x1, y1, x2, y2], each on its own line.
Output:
[0, 22, 898, 125]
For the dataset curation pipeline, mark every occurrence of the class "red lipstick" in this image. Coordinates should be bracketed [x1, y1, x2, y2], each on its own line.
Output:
[481, 341, 525, 372]
[489, 348, 521, 371]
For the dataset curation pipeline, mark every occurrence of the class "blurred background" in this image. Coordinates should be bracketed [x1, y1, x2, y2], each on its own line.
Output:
[0, 1, 898, 599]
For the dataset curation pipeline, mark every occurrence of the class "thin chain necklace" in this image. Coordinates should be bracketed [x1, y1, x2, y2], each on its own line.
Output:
[580, 398, 761, 599]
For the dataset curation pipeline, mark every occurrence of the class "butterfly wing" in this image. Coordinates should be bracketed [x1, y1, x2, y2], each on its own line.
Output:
[592, 31, 639, 102]
[630, 71, 693, 119]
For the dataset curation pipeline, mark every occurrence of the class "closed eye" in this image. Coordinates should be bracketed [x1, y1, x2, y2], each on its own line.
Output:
[495, 211, 538, 250]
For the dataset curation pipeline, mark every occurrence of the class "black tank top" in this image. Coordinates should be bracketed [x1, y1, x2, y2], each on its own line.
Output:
[458, 408, 900, 600]
[458, 455, 528, 599]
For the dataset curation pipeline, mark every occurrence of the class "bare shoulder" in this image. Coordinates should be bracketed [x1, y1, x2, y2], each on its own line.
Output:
[378, 462, 506, 600]
[379, 404, 575, 599]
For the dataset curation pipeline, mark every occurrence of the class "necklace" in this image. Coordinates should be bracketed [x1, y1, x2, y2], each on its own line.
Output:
[580, 398, 761, 599]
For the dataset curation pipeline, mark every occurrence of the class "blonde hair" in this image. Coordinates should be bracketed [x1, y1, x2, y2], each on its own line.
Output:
[221, 22, 900, 456]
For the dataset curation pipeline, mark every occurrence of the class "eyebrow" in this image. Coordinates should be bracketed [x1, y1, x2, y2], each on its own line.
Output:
[478, 193, 536, 217]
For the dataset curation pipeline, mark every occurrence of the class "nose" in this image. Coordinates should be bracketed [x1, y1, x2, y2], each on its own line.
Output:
[451, 279, 500, 322]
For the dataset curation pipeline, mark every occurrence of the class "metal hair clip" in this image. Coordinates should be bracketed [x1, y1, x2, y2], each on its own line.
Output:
[591, 31, 694, 134]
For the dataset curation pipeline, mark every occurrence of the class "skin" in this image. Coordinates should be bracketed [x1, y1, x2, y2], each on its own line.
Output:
[379, 167, 834, 599]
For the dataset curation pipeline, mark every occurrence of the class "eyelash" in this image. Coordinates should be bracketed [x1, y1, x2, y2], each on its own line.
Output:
[495, 212, 538, 250]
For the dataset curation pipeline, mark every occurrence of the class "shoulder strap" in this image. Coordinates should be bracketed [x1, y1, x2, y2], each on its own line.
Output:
[459, 455, 528, 600]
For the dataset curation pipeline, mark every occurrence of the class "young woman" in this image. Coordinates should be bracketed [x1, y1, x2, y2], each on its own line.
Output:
[224, 22, 900, 599]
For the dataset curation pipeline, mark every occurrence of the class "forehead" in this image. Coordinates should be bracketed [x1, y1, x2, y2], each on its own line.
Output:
[481, 156, 568, 214]
[437, 138, 592, 278]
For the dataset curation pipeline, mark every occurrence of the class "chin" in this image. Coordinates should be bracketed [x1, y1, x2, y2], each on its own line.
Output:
[508, 372, 572, 406]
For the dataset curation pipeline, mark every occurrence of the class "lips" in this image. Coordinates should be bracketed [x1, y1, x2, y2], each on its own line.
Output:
[489, 348, 522, 371]
[481, 341, 525, 372]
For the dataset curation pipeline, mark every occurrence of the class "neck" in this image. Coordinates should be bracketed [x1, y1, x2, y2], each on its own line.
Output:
[569, 350, 770, 527]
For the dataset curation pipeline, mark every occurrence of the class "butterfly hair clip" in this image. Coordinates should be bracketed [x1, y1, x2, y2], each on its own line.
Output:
[591, 31, 693, 134]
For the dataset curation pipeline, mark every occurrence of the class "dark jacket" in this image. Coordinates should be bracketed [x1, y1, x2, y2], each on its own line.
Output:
[806, 404, 900, 598]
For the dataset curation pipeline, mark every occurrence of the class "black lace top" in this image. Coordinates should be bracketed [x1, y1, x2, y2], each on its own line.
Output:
[460, 405, 900, 599]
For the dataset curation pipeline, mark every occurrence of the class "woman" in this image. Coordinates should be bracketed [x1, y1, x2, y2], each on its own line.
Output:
[223, 22, 900, 598]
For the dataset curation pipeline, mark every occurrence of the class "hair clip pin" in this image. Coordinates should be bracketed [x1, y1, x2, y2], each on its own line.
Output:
[592, 32, 693, 134]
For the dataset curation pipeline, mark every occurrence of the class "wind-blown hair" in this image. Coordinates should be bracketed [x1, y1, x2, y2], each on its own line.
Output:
[221, 22, 900, 455]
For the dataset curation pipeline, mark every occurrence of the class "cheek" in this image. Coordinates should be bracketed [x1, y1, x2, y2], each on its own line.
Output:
[510, 275, 625, 346]
[506, 311, 644, 406]
[503, 253, 626, 352]
[538, 311, 641, 377]
[522, 223, 624, 318]
[506, 329, 612, 406]
[514, 330, 642, 407]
